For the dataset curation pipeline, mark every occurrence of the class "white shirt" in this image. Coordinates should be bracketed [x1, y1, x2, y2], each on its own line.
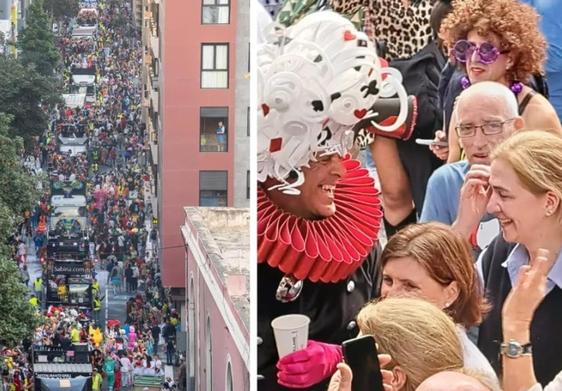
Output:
[528, 370, 562, 391]
[457, 325, 499, 386]
[119, 357, 132, 373]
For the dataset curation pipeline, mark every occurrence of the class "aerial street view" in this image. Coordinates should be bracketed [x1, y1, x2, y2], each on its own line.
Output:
[0, 0, 249, 390]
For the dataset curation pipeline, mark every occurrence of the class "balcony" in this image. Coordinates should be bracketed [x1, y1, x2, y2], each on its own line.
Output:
[150, 34, 159, 59]
[151, 72, 159, 89]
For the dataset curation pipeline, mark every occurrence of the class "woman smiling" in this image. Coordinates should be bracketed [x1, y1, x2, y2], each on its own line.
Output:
[454, 131, 562, 386]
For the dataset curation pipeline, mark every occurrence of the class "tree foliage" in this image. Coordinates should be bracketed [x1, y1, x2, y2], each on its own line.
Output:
[0, 256, 39, 347]
[0, 115, 40, 348]
[18, 0, 60, 76]
[0, 56, 61, 146]
[43, 0, 80, 20]
[0, 114, 39, 235]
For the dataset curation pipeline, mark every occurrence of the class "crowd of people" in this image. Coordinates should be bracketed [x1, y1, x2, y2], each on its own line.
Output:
[1, 0, 186, 390]
[258, 0, 562, 390]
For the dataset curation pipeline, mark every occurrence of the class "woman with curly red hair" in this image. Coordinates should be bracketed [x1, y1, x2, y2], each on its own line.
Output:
[437, 0, 561, 162]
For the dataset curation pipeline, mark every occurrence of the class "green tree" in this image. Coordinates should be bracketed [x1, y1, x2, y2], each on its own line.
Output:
[0, 115, 39, 348]
[43, 0, 80, 20]
[0, 114, 39, 230]
[0, 56, 61, 146]
[18, 0, 60, 76]
[0, 255, 39, 347]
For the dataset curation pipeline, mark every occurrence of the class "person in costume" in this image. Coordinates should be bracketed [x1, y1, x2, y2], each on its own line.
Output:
[257, 11, 414, 390]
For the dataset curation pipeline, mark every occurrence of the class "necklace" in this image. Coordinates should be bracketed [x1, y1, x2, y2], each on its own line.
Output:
[461, 76, 524, 95]
[258, 158, 383, 283]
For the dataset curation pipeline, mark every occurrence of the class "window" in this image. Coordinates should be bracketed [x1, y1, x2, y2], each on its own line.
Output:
[246, 170, 250, 199]
[206, 316, 213, 391]
[201, 43, 229, 88]
[246, 106, 250, 136]
[202, 0, 230, 24]
[200, 107, 228, 152]
[200, 171, 227, 207]
[226, 361, 233, 391]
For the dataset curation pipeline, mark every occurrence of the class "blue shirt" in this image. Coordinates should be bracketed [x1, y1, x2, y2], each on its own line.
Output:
[420, 161, 469, 224]
[521, 0, 562, 119]
[477, 243, 562, 294]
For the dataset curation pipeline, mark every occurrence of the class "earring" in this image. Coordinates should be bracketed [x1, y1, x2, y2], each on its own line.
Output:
[546, 210, 554, 217]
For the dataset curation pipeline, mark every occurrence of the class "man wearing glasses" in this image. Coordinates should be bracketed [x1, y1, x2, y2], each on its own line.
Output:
[421, 81, 524, 250]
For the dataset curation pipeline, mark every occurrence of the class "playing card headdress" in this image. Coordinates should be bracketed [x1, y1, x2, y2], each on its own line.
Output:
[257, 10, 414, 194]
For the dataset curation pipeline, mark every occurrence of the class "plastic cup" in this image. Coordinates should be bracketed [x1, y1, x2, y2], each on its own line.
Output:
[271, 314, 310, 358]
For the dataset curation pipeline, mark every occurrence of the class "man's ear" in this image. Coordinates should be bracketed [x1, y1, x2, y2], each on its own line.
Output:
[391, 366, 408, 390]
[513, 116, 525, 131]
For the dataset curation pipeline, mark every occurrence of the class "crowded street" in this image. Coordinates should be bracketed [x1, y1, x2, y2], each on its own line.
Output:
[3, 0, 561, 390]
[1, 0, 184, 390]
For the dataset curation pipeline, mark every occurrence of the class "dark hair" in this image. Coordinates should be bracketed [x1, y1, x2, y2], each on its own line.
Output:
[431, 0, 453, 40]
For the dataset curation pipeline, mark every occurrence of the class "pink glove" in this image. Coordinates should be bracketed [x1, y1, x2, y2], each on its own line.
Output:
[276, 340, 343, 388]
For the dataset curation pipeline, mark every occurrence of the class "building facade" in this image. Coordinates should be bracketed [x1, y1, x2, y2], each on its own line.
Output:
[141, 0, 249, 307]
[181, 207, 249, 391]
[0, 0, 31, 55]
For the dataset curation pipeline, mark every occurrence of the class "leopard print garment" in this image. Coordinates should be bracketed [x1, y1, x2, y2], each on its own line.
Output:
[277, 0, 435, 61]
[331, 0, 434, 60]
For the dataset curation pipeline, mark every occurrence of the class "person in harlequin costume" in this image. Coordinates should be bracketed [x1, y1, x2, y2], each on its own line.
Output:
[257, 11, 416, 390]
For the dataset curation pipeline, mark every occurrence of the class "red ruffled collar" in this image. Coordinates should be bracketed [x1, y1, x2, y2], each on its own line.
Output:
[258, 158, 382, 283]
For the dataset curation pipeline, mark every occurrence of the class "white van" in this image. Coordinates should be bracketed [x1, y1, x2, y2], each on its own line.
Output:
[72, 25, 97, 38]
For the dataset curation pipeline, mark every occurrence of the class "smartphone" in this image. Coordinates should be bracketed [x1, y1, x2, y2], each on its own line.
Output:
[342, 335, 384, 391]
[415, 138, 448, 147]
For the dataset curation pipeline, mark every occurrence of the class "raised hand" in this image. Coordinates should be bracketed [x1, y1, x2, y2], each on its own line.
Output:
[429, 130, 449, 161]
[453, 164, 492, 238]
[327, 354, 395, 391]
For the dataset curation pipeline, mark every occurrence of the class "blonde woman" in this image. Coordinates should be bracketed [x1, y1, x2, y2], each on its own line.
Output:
[329, 297, 464, 391]
[453, 131, 562, 386]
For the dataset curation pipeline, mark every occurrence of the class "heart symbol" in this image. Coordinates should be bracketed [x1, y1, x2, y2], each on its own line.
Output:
[343, 31, 356, 41]
[269, 137, 282, 153]
[354, 109, 367, 119]
[261, 103, 270, 116]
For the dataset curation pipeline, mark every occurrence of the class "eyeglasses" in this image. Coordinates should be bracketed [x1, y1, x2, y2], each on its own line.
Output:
[455, 119, 515, 138]
[452, 40, 509, 65]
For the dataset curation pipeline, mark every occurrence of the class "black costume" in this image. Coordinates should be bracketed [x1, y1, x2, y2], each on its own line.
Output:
[478, 235, 562, 386]
[258, 249, 381, 390]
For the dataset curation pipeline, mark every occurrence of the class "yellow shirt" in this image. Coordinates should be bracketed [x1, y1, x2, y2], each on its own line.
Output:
[57, 285, 67, 299]
[92, 329, 103, 347]
[92, 373, 103, 390]
[71, 328, 81, 343]
[29, 297, 39, 307]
